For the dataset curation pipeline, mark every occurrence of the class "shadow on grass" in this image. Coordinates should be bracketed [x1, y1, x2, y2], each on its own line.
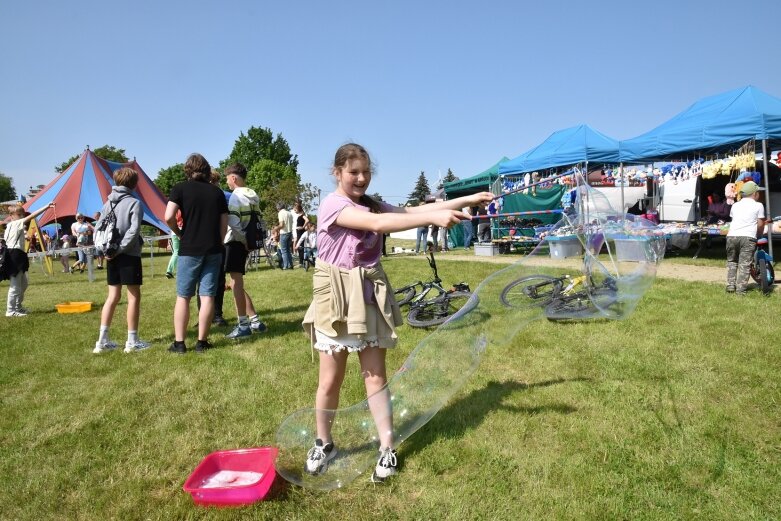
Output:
[401, 377, 589, 459]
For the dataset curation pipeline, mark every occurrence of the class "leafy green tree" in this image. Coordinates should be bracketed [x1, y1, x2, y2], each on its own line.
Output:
[56, 145, 129, 173]
[408, 171, 431, 203]
[154, 163, 186, 197]
[0, 172, 17, 201]
[246, 159, 296, 193]
[260, 178, 299, 227]
[221, 126, 299, 174]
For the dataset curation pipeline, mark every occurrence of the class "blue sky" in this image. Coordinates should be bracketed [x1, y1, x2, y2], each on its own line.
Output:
[1, 0, 778, 205]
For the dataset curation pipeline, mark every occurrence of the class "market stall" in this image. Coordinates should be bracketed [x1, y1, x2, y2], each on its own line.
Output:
[619, 85, 781, 256]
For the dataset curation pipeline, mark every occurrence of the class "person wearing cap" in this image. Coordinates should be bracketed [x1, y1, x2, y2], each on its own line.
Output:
[70, 212, 94, 273]
[3, 202, 55, 317]
[725, 181, 766, 294]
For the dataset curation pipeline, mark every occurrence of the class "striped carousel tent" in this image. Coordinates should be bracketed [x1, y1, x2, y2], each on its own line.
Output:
[19, 148, 169, 232]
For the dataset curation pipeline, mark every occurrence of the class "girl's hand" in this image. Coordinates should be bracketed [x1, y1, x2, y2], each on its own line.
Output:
[466, 191, 494, 207]
[432, 209, 471, 229]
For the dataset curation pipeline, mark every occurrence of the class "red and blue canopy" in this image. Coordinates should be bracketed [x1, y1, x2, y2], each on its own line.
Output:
[22, 149, 169, 232]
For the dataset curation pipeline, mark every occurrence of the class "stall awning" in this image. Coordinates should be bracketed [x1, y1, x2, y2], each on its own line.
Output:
[619, 85, 781, 162]
[500, 125, 621, 175]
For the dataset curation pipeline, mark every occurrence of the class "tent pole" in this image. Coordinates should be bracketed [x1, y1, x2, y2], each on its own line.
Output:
[762, 139, 773, 258]
[619, 163, 625, 222]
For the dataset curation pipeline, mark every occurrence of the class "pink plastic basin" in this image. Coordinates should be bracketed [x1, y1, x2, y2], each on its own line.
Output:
[183, 447, 278, 507]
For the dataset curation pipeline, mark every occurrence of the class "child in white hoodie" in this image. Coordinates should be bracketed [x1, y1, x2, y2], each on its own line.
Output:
[223, 163, 267, 339]
[295, 221, 317, 270]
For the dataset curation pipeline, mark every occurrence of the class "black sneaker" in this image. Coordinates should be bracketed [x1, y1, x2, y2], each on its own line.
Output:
[168, 341, 187, 354]
[304, 439, 337, 475]
[371, 447, 398, 482]
[195, 340, 213, 353]
[165, 271, 173, 279]
[212, 315, 228, 326]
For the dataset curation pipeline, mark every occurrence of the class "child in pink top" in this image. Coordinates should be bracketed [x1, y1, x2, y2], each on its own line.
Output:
[302, 143, 492, 482]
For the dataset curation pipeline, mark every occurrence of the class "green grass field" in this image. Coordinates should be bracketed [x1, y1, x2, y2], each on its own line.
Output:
[1, 247, 779, 520]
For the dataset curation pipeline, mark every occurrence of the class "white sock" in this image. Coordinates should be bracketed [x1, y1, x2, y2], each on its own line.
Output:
[98, 325, 110, 343]
[128, 330, 138, 343]
[238, 316, 249, 326]
[249, 314, 260, 324]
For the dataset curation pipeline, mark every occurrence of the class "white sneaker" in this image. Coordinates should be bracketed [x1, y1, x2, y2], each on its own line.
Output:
[93, 340, 118, 354]
[5, 310, 27, 317]
[124, 340, 151, 353]
[371, 447, 398, 482]
[17, 307, 29, 314]
[304, 439, 337, 475]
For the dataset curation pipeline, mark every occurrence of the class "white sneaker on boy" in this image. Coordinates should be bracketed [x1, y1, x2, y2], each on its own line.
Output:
[93, 340, 118, 354]
[124, 340, 151, 353]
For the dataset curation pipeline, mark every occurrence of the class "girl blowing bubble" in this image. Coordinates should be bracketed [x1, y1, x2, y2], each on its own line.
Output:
[301, 143, 492, 481]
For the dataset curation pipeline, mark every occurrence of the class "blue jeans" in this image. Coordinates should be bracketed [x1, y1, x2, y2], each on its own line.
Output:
[462, 221, 473, 248]
[176, 253, 222, 297]
[415, 226, 428, 253]
[279, 233, 293, 269]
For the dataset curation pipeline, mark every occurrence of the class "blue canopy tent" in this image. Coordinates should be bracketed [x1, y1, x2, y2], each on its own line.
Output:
[499, 124, 621, 175]
[619, 85, 781, 255]
[619, 85, 781, 163]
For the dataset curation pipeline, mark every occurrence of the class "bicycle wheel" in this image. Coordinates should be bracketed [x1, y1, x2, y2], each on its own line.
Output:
[758, 258, 773, 294]
[500, 275, 561, 308]
[545, 292, 594, 321]
[394, 285, 417, 307]
[407, 290, 473, 328]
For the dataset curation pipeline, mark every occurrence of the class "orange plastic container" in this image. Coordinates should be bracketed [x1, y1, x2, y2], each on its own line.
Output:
[183, 447, 278, 507]
[55, 302, 93, 314]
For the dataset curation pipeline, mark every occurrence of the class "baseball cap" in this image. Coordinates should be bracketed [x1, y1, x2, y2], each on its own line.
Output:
[740, 181, 764, 196]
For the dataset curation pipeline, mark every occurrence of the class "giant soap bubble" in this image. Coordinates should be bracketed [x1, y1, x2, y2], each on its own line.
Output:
[275, 170, 664, 489]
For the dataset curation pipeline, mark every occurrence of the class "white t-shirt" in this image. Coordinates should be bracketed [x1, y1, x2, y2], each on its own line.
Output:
[277, 209, 294, 234]
[3, 219, 26, 250]
[727, 197, 764, 238]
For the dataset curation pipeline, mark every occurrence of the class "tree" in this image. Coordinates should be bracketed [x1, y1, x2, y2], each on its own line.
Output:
[0, 172, 17, 201]
[154, 163, 185, 197]
[246, 159, 297, 194]
[408, 171, 431, 203]
[220, 126, 299, 174]
[371, 192, 384, 202]
[56, 145, 129, 173]
[442, 168, 458, 185]
[260, 178, 300, 227]
[435, 168, 459, 190]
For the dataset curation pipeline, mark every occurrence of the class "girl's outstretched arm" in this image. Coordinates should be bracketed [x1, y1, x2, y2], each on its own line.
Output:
[401, 192, 493, 214]
[336, 206, 470, 234]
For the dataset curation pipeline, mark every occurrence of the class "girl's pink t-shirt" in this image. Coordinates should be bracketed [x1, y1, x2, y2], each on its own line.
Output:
[317, 193, 394, 270]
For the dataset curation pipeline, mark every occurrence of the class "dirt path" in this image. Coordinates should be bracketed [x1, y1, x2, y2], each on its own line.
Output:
[390, 251, 726, 284]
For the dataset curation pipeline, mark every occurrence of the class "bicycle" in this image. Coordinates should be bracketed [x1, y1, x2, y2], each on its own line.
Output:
[393, 251, 473, 328]
[500, 272, 618, 320]
[750, 237, 775, 294]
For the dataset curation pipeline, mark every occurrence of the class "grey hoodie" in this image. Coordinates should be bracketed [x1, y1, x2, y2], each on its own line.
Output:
[97, 186, 143, 257]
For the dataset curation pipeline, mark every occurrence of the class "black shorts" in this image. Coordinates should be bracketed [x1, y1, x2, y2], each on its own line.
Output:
[224, 241, 248, 275]
[107, 254, 143, 286]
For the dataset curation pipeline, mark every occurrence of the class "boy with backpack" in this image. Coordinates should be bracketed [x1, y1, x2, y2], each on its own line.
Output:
[92, 167, 150, 353]
[223, 163, 267, 339]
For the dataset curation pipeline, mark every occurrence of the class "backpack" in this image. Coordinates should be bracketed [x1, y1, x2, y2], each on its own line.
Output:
[244, 209, 264, 251]
[94, 196, 127, 257]
[0, 246, 8, 281]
